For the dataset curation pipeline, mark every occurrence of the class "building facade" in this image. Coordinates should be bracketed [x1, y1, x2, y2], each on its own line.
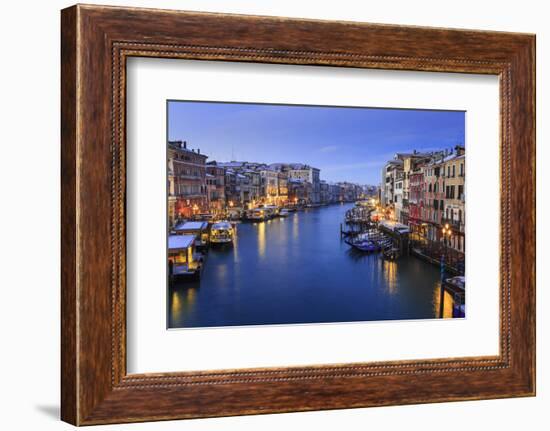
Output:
[379, 146, 466, 255]
[167, 140, 208, 224]
[205, 162, 225, 214]
[441, 146, 466, 252]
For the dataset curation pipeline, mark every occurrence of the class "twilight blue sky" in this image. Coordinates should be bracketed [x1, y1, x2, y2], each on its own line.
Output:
[168, 101, 465, 185]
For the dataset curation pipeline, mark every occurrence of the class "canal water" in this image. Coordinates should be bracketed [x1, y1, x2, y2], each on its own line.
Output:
[168, 203, 454, 329]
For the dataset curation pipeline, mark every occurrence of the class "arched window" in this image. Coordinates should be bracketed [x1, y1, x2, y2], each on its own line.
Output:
[428, 184, 432, 193]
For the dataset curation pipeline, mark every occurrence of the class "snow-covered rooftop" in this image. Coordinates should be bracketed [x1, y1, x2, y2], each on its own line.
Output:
[168, 234, 195, 250]
[175, 221, 208, 231]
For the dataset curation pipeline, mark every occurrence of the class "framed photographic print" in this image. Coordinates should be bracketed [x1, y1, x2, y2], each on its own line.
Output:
[61, 4, 536, 425]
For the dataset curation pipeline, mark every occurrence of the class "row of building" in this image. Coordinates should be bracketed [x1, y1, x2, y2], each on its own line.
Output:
[380, 145, 465, 253]
[168, 140, 370, 226]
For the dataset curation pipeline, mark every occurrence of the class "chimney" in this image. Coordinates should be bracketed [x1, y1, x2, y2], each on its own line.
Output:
[198, 148, 200, 154]
[183, 141, 187, 149]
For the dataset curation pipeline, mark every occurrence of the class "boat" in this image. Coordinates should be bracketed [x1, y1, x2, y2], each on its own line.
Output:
[247, 208, 268, 221]
[260, 205, 279, 217]
[345, 238, 381, 253]
[193, 213, 215, 222]
[168, 234, 204, 281]
[210, 221, 235, 245]
[443, 276, 466, 317]
[279, 208, 290, 217]
[354, 240, 380, 252]
[379, 220, 410, 235]
[173, 221, 210, 250]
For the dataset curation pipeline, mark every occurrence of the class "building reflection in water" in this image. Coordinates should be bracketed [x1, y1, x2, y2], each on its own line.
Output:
[433, 285, 454, 318]
[383, 260, 398, 294]
[232, 224, 239, 264]
[257, 222, 266, 258]
[170, 285, 198, 326]
[292, 213, 299, 240]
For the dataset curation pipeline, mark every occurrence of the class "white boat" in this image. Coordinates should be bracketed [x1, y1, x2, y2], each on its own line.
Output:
[279, 208, 290, 217]
[379, 220, 410, 235]
[247, 208, 268, 221]
[260, 205, 279, 217]
[210, 221, 234, 244]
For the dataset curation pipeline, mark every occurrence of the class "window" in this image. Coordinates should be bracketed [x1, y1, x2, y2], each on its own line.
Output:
[452, 165, 456, 177]
[460, 163, 464, 176]
[429, 184, 432, 193]
[458, 185, 464, 200]
[440, 200, 444, 210]
[447, 166, 450, 177]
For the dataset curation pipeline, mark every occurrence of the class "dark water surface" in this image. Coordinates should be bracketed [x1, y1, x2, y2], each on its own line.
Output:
[168, 203, 452, 328]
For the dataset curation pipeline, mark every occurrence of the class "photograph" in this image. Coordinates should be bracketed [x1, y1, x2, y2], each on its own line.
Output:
[166, 101, 466, 329]
[50, 2, 537, 426]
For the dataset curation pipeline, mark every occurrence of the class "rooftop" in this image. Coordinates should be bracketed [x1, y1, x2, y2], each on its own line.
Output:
[168, 140, 207, 158]
[168, 234, 195, 250]
[174, 221, 209, 231]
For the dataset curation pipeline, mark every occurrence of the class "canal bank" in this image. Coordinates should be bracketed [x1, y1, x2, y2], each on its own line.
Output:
[168, 203, 455, 328]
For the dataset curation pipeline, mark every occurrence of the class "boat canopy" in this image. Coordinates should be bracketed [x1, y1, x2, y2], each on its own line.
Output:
[175, 221, 208, 231]
[212, 221, 232, 230]
[168, 234, 195, 251]
[379, 220, 410, 234]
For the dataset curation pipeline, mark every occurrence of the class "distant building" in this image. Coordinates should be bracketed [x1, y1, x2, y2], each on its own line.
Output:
[285, 164, 321, 204]
[277, 171, 289, 204]
[381, 160, 403, 218]
[206, 162, 225, 214]
[167, 140, 208, 224]
[320, 181, 330, 204]
[394, 152, 434, 224]
[337, 182, 362, 202]
[260, 168, 280, 204]
[287, 178, 310, 204]
[243, 170, 262, 206]
[408, 167, 425, 238]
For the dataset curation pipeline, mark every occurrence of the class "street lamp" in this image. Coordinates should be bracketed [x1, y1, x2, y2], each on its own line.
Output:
[441, 223, 452, 261]
[439, 223, 453, 318]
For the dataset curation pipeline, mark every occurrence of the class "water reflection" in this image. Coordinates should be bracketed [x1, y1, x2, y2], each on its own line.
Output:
[169, 203, 456, 328]
[383, 260, 398, 294]
[169, 286, 200, 326]
[433, 287, 455, 319]
[257, 222, 266, 258]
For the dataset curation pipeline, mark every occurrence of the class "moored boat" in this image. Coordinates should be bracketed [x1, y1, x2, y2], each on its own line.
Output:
[210, 221, 235, 245]
[247, 208, 268, 221]
[279, 208, 290, 217]
[173, 221, 210, 250]
[168, 234, 204, 281]
[345, 238, 381, 253]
